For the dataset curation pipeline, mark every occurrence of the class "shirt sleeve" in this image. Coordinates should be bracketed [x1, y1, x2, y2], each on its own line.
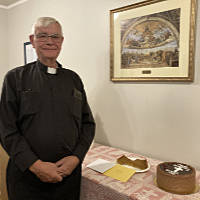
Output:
[0, 71, 38, 172]
[72, 76, 95, 162]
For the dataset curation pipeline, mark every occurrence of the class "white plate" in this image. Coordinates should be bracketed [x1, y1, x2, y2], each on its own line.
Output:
[118, 157, 150, 173]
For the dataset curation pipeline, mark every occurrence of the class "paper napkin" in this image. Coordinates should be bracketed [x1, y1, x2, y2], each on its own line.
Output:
[103, 164, 136, 182]
[87, 159, 116, 173]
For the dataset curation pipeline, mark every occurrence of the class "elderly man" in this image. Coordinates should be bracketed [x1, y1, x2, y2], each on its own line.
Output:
[0, 17, 95, 200]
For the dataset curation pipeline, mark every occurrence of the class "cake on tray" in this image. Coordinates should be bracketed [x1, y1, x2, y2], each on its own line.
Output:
[156, 162, 196, 195]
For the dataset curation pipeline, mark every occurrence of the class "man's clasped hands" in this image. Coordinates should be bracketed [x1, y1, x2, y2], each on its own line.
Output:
[29, 155, 80, 183]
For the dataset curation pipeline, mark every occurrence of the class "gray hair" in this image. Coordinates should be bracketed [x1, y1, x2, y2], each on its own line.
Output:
[32, 17, 63, 35]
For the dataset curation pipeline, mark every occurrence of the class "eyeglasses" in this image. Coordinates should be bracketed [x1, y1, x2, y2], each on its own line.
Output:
[35, 33, 63, 42]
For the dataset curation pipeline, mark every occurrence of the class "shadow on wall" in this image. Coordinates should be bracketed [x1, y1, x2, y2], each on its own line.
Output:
[94, 114, 109, 145]
[0, 145, 8, 200]
[93, 83, 135, 151]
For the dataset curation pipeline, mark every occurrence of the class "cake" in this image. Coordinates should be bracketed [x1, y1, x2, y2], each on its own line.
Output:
[117, 155, 148, 170]
[156, 162, 196, 195]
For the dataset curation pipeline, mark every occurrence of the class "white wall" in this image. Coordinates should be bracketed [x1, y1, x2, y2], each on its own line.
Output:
[0, 8, 8, 86]
[0, 8, 9, 200]
[4, 0, 200, 171]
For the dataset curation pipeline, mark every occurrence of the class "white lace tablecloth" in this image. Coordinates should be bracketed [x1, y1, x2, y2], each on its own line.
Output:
[80, 143, 200, 200]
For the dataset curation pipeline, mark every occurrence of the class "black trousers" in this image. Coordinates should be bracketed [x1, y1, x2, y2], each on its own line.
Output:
[6, 159, 81, 200]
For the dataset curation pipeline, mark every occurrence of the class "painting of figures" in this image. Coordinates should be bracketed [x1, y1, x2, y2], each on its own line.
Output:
[121, 9, 180, 69]
[110, 0, 196, 81]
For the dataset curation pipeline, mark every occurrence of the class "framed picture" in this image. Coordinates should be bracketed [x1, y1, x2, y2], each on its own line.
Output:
[24, 42, 37, 64]
[110, 0, 197, 82]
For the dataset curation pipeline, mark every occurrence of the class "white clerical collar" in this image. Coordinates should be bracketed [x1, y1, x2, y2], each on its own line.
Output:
[47, 67, 57, 74]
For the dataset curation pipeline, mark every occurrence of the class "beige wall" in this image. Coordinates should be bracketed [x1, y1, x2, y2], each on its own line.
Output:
[0, 8, 9, 200]
[0, 0, 200, 198]
[0, 8, 8, 86]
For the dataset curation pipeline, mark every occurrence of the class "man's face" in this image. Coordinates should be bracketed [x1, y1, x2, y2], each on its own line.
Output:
[30, 23, 64, 62]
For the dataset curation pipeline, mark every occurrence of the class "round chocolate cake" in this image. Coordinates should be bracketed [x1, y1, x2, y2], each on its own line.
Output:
[156, 162, 196, 194]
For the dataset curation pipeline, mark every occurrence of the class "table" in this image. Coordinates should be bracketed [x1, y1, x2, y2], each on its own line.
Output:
[80, 143, 200, 200]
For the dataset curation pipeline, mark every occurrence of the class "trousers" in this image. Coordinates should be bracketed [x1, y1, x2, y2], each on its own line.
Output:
[6, 159, 81, 200]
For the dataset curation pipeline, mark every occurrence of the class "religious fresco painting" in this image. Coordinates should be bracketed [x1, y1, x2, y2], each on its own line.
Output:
[110, 0, 196, 82]
[121, 9, 180, 70]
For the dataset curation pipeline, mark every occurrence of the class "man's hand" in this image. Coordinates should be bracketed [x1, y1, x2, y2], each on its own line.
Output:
[55, 156, 80, 177]
[29, 160, 63, 183]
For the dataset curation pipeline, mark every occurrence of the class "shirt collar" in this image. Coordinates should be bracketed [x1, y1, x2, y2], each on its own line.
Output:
[36, 59, 62, 75]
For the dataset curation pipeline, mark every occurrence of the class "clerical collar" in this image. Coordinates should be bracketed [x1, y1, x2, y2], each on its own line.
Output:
[47, 67, 57, 74]
[37, 60, 62, 75]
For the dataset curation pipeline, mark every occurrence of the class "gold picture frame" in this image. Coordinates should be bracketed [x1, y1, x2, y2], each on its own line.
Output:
[110, 0, 197, 82]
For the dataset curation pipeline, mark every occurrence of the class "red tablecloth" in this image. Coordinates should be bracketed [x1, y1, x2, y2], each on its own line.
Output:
[80, 143, 200, 200]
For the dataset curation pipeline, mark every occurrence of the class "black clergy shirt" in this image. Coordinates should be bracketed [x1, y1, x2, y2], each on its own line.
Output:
[0, 60, 95, 172]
